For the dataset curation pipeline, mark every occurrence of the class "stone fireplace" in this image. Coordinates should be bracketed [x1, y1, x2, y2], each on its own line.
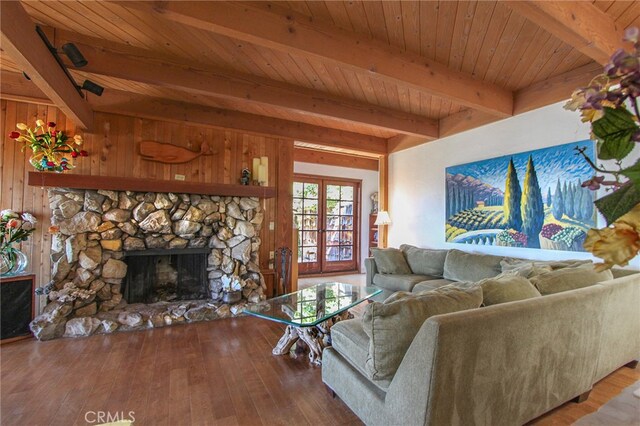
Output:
[30, 188, 266, 340]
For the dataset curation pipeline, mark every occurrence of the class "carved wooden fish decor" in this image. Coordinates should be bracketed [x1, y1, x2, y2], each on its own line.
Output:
[139, 140, 215, 164]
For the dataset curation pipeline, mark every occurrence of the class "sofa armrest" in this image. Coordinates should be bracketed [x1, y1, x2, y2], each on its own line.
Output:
[365, 257, 378, 287]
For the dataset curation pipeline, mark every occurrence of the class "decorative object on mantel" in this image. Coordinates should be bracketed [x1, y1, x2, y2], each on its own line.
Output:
[0, 210, 36, 276]
[564, 27, 640, 270]
[370, 192, 379, 214]
[252, 156, 269, 186]
[9, 120, 87, 172]
[240, 168, 251, 185]
[27, 172, 277, 198]
[139, 140, 215, 164]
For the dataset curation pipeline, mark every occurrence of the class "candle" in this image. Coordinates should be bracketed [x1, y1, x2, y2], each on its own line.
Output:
[258, 164, 266, 185]
[260, 156, 269, 185]
[252, 158, 260, 182]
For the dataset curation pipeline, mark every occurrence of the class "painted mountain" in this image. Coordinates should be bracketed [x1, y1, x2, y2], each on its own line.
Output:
[445, 140, 597, 252]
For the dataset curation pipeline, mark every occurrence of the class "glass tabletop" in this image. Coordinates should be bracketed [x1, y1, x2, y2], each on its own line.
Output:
[243, 282, 381, 327]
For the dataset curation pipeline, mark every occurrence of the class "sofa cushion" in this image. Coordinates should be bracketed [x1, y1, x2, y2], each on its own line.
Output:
[476, 274, 541, 306]
[371, 248, 411, 275]
[411, 279, 456, 293]
[443, 249, 503, 282]
[373, 274, 435, 292]
[529, 264, 614, 295]
[331, 319, 391, 390]
[362, 284, 483, 382]
[400, 244, 448, 277]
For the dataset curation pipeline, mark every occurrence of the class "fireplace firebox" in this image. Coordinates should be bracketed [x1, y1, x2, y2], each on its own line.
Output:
[123, 248, 209, 303]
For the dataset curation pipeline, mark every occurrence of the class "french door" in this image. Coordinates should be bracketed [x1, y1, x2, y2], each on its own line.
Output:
[293, 175, 360, 275]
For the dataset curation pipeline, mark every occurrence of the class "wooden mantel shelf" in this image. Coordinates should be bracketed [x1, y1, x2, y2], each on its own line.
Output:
[28, 172, 276, 198]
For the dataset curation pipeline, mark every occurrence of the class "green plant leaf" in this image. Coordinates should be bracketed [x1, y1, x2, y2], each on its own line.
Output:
[594, 182, 640, 225]
[592, 107, 637, 160]
[621, 159, 640, 185]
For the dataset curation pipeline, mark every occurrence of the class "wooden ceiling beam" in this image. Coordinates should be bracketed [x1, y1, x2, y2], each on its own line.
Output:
[293, 148, 378, 171]
[0, 1, 93, 130]
[89, 90, 387, 155]
[116, 1, 514, 117]
[506, 1, 629, 65]
[52, 29, 437, 139]
[0, 69, 386, 154]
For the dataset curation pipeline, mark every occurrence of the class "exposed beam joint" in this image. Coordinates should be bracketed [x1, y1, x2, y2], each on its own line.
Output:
[116, 1, 514, 117]
[506, 1, 628, 65]
[53, 28, 437, 139]
[0, 1, 93, 129]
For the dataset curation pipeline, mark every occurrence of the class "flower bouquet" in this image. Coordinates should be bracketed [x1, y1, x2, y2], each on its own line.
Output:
[9, 119, 87, 172]
[0, 209, 36, 275]
[564, 27, 640, 269]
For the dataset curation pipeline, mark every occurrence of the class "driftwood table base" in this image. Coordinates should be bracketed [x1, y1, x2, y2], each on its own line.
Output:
[272, 310, 354, 365]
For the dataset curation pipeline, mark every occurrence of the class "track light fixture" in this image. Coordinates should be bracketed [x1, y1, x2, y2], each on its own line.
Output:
[80, 80, 104, 96]
[61, 43, 88, 68]
[34, 25, 103, 98]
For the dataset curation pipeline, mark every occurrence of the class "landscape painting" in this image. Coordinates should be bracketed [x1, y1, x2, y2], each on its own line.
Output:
[445, 140, 596, 252]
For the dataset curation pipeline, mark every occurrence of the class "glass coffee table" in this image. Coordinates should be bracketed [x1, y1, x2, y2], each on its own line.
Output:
[244, 282, 381, 365]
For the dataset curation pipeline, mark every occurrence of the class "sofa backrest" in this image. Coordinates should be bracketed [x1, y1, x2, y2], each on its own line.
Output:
[385, 282, 619, 426]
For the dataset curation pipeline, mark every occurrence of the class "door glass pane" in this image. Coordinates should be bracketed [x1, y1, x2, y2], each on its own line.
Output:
[293, 182, 304, 197]
[302, 215, 317, 230]
[326, 199, 339, 214]
[326, 215, 340, 230]
[294, 214, 303, 229]
[340, 231, 353, 245]
[326, 246, 339, 261]
[293, 199, 303, 214]
[326, 232, 339, 246]
[341, 186, 354, 201]
[326, 185, 340, 200]
[302, 231, 317, 246]
[301, 247, 317, 262]
[303, 183, 318, 199]
[340, 201, 353, 215]
[340, 246, 353, 261]
[340, 216, 353, 230]
[303, 199, 318, 214]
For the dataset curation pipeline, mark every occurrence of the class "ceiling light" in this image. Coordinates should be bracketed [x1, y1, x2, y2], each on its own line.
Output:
[61, 43, 88, 68]
[81, 80, 104, 96]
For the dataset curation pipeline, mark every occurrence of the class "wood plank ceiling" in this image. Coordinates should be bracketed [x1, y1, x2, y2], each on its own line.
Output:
[1, 0, 639, 156]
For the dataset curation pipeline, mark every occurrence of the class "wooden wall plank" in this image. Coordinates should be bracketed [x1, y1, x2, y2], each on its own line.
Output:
[1, 100, 291, 299]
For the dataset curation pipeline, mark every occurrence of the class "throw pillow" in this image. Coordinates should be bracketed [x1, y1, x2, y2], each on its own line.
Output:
[501, 258, 591, 275]
[400, 244, 448, 277]
[443, 249, 504, 282]
[529, 264, 614, 295]
[476, 274, 541, 306]
[362, 284, 483, 381]
[371, 247, 412, 275]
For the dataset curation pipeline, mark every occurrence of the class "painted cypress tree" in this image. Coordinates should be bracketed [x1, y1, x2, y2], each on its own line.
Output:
[573, 183, 583, 220]
[521, 156, 545, 248]
[581, 187, 594, 224]
[546, 187, 552, 208]
[503, 158, 522, 231]
[565, 181, 575, 218]
[552, 179, 564, 220]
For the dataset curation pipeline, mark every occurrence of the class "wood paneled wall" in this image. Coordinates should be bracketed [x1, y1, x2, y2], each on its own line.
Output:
[0, 100, 294, 298]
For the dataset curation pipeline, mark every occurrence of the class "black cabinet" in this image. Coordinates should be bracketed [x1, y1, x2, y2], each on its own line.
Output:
[1, 274, 35, 343]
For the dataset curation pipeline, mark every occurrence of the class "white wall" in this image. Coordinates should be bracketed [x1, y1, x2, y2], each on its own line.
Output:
[294, 161, 379, 271]
[388, 101, 640, 269]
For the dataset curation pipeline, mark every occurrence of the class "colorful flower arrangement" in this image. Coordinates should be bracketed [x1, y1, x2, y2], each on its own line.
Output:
[9, 119, 87, 172]
[0, 209, 36, 273]
[564, 27, 640, 269]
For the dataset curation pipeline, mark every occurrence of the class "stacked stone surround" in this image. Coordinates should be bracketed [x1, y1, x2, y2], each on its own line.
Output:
[30, 188, 266, 340]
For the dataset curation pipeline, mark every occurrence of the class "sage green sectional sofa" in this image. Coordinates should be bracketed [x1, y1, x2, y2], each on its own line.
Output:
[323, 246, 640, 426]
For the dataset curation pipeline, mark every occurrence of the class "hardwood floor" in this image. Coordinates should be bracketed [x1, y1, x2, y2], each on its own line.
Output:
[1, 317, 638, 426]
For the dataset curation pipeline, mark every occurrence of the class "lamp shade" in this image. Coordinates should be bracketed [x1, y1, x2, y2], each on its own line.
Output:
[374, 211, 391, 226]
